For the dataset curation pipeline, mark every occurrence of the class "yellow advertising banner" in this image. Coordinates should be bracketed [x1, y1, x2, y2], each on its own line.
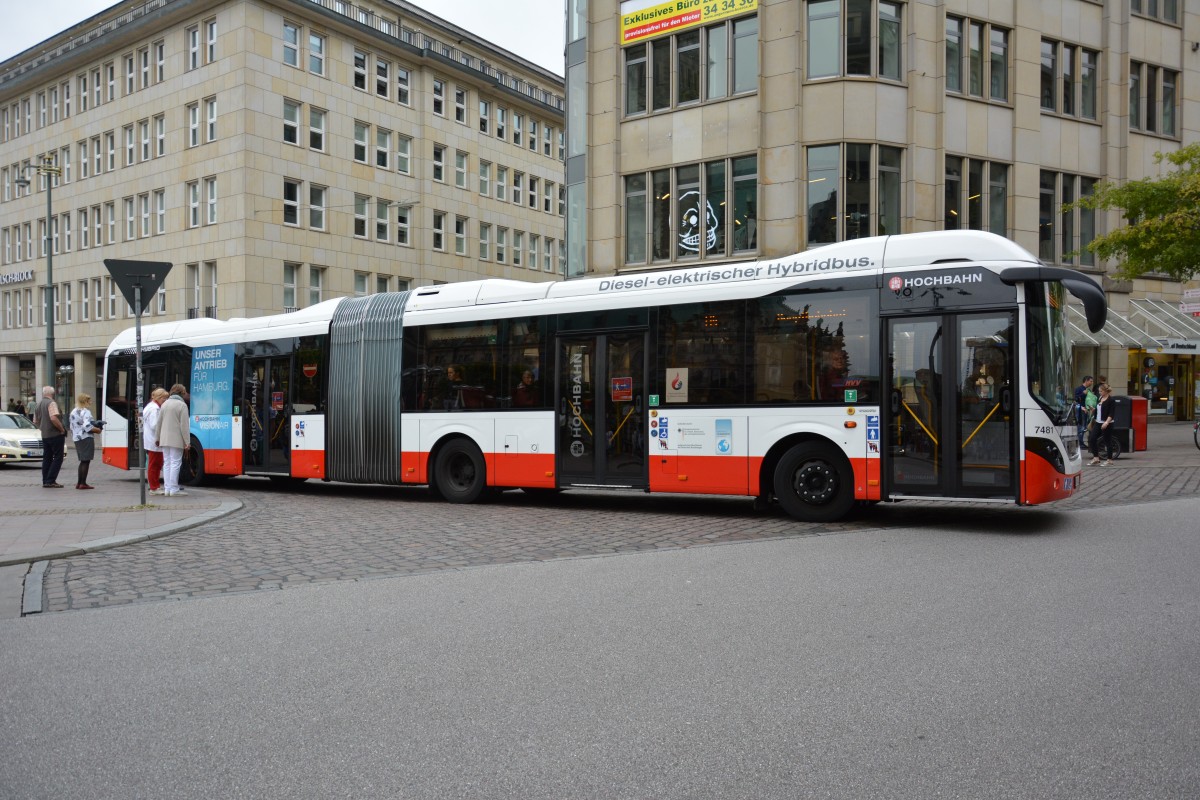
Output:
[620, 0, 758, 46]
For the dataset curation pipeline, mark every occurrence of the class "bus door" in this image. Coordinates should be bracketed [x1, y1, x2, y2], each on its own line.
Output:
[886, 312, 1016, 499]
[556, 332, 647, 488]
[243, 356, 292, 474]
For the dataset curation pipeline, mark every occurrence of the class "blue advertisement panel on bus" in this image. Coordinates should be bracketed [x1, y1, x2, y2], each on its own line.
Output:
[191, 344, 234, 451]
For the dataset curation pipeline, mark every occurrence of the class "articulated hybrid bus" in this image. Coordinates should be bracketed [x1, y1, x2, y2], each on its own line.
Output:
[102, 230, 1106, 522]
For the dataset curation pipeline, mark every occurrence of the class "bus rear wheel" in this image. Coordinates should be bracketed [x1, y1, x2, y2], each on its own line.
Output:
[773, 443, 854, 523]
[433, 439, 486, 504]
[182, 439, 206, 486]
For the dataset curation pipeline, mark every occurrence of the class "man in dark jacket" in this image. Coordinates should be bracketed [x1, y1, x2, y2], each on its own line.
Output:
[1073, 375, 1093, 442]
[33, 386, 67, 488]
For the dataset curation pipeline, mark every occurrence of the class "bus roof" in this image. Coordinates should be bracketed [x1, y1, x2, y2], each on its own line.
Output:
[108, 231, 1041, 352]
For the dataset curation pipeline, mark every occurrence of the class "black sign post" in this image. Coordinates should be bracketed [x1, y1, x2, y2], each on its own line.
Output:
[104, 260, 172, 506]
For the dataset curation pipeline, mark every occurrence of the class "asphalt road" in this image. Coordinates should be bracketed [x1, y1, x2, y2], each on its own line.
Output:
[2, 493, 1198, 799]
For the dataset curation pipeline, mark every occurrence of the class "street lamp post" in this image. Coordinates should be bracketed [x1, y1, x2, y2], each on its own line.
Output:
[14, 156, 61, 390]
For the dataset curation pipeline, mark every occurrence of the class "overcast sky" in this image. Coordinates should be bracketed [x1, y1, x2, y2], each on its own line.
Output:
[0, 0, 566, 75]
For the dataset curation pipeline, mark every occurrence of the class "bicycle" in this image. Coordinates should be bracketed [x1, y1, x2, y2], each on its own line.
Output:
[1086, 426, 1123, 461]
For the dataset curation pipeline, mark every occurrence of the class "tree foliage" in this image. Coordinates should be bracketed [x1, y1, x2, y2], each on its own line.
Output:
[1068, 143, 1200, 281]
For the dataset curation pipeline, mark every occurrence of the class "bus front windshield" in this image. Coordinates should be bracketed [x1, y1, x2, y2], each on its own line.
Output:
[1026, 282, 1073, 425]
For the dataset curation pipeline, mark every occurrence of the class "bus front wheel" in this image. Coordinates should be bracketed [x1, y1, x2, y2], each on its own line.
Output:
[433, 439, 486, 504]
[773, 443, 854, 523]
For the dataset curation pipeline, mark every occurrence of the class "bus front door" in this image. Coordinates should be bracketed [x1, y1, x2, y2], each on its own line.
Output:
[886, 313, 1016, 500]
[243, 357, 292, 474]
[556, 333, 647, 488]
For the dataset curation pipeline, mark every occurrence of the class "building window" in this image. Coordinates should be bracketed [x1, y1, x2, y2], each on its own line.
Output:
[1131, 0, 1178, 24]
[512, 231, 524, 266]
[139, 46, 150, 89]
[396, 206, 410, 246]
[155, 114, 166, 156]
[545, 181, 554, 213]
[496, 226, 507, 263]
[496, 166, 508, 201]
[455, 151, 468, 189]
[139, 193, 150, 237]
[205, 97, 217, 141]
[187, 25, 200, 70]
[455, 216, 468, 255]
[479, 222, 491, 260]
[138, 120, 150, 161]
[353, 272, 369, 297]
[432, 79, 445, 116]
[478, 99, 490, 135]
[376, 276, 390, 294]
[513, 172, 524, 205]
[154, 189, 165, 234]
[375, 129, 391, 169]
[155, 41, 165, 82]
[433, 145, 445, 182]
[353, 50, 368, 91]
[1038, 172, 1097, 266]
[186, 182, 200, 228]
[309, 108, 325, 150]
[353, 194, 368, 237]
[944, 156, 1008, 238]
[283, 179, 299, 225]
[455, 87, 467, 124]
[188, 103, 200, 147]
[353, 122, 369, 162]
[625, 155, 759, 264]
[529, 177, 539, 209]
[945, 16, 1008, 102]
[124, 55, 134, 96]
[1130, 62, 1178, 136]
[397, 136, 411, 174]
[807, 2, 900, 81]
[205, 19, 217, 63]
[105, 132, 115, 170]
[309, 185, 326, 230]
[308, 266, 323, 306]
[283, 263, 298, 309]
[432, 211, 446, 251]
[513, 112, 523, 145]
[479, 161, 491, 196]
[529, 119, 539, 151]
[375, 200, 390, 242]
[495, 106, 507, 139]
[805, 145, 903, 245]
[376, 58, 390, 99]
[626, 14, 758, 117]
[205, 177, 217, 225]
[397, 67, 410, 105]
[1042, 40, 1099, 120]
[528, 234, 539, 270]
[124, 125, 135, 166]
[283, 100, 299, 144]
[309, 32, 325, 75]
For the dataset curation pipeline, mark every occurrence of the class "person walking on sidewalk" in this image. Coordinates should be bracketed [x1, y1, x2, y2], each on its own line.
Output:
[142, 387, 169, 495]
[1088, 383, 1118, 466]
[33, 386, 66, 488]
[155, 384, 191, 497]
[69, 393, 103, 489]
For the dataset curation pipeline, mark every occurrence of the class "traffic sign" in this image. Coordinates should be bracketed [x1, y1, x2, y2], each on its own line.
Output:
[103, 259, 172, 315]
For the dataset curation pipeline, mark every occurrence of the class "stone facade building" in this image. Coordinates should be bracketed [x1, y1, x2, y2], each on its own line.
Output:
[0, 0, 566, 408]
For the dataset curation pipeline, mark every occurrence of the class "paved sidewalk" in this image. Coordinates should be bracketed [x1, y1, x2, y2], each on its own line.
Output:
[0, 459, 240, 567]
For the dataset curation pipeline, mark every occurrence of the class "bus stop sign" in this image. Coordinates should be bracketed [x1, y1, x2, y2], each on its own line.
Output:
[103, 259, 172, 315]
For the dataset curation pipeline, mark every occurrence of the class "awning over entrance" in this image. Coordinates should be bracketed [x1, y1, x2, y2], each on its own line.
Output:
[1127, 298, 1200, 341]
[1068, 305, 1159, 349]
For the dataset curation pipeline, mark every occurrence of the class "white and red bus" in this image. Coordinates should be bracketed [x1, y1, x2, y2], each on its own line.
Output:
[102, 230, 1106, 522]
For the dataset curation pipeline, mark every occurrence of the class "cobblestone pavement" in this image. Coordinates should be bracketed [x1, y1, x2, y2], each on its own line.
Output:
[37, 425, 1200, 614]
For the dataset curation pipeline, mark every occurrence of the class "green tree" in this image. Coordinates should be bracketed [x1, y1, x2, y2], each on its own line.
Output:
[1067, 143, 1200, 281]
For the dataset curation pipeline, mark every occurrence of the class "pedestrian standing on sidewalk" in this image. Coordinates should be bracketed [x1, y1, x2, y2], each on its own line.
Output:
[69, 394, 103, 490]
[1088, 383, 1118, 466]
[142, 387, 169, 495]
[1073, 375, 1093, 443]
[155, 384, 191, 497]
[33, 386, 66, 488]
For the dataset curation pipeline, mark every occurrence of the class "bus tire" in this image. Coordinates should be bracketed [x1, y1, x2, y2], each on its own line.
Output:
[182, 438, 206, 487]
[433, 439, 486, 504]
[773, 442, 854, 523]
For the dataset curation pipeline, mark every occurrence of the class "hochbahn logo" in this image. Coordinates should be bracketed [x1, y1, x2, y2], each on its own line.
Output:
[889, 272, 984, 292]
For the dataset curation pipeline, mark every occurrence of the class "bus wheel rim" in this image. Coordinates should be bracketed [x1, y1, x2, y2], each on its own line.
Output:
[794, 461, 835, 505]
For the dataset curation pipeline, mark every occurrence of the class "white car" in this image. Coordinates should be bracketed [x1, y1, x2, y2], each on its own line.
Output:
[0, 411, 42, 464]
